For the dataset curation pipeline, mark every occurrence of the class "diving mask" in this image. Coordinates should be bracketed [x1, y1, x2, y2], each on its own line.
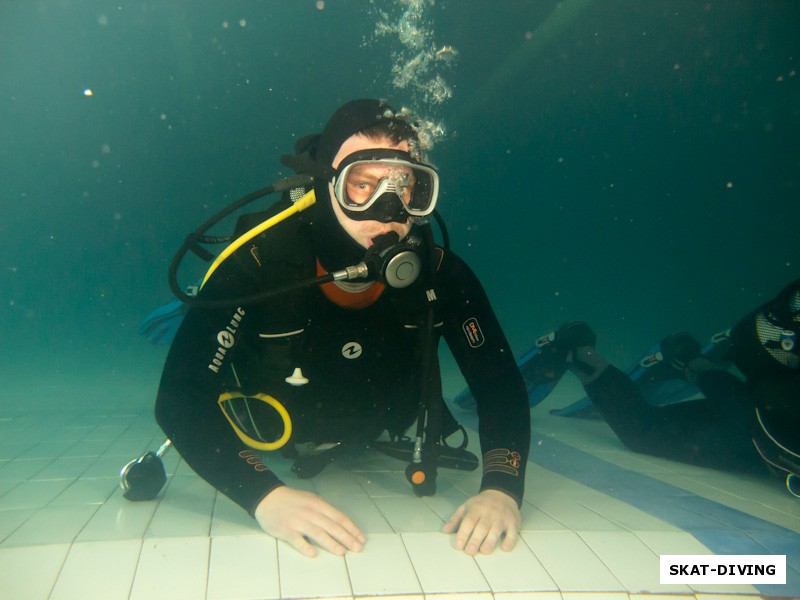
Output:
[332, 149, 439, 223]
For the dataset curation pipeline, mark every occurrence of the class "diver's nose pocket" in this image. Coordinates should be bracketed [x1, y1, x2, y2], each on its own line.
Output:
[218, 391, 293, 451]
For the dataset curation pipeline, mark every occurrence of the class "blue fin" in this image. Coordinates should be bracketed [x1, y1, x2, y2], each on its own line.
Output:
[551, 331, 732, 418]
[454, 343, 562, 410]
[138, 300, 187, 346]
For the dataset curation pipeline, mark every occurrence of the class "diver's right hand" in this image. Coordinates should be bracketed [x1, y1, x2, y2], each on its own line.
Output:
[254, 486, 365, 557]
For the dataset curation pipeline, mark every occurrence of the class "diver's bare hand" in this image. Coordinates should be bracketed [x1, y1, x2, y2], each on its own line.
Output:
[443, 489, 520, 555]
[255, 486, 365, 557]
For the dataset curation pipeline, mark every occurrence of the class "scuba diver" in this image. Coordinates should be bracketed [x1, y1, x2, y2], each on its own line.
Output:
[527, 278, 800, 496]
[151, 99, 530, 557]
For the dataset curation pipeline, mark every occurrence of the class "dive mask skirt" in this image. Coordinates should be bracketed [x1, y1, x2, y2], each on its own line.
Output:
[332, 149, 439, 222]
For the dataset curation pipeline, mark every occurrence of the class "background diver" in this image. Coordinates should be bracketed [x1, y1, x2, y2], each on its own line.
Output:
[521, 278, 800, 496]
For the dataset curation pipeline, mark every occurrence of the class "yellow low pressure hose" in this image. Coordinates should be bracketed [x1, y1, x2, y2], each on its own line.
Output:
[200, 189, 316, 289]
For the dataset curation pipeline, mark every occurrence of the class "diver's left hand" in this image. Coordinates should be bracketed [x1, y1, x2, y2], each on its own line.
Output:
[443, 489, 521, 555]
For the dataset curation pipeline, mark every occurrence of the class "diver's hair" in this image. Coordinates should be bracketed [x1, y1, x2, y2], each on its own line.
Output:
[359, 120, 419, 145]
[359, 119, 422, 159]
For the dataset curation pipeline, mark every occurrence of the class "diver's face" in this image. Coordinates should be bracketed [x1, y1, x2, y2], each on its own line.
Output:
[330, 134, 413, 248]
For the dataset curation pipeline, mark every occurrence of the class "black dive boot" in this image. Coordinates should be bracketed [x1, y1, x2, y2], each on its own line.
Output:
[531, 321, 597, 384]
[659, 332, 703, 379]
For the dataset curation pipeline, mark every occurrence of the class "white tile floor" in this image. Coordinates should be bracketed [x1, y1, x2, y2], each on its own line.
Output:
[0, 378, 797, 600]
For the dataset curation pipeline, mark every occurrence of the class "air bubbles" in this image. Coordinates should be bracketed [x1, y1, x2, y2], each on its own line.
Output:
[435, 45, 458, 64]
[427, 74, 453, 104]
[412, 116, 446, 151]
[370, 0, 456, 136]
[221, 19, 247, 29]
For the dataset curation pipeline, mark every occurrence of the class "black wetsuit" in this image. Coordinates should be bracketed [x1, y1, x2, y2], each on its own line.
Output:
[155, 205, 530, 516]
[585, 367, 767, 473]
[585, 279, 800, 476]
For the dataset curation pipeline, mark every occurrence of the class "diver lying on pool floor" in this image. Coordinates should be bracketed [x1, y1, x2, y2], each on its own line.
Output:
[527, 279, 800, 497]
[152, 99, 530, 557]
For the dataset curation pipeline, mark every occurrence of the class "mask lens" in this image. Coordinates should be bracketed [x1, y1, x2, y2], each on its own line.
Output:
[406, 169, 434, 214]
[336, 158, 438, 218]
[344, 163, 411, 207]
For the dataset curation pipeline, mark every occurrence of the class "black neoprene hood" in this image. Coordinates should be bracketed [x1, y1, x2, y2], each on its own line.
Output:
[315, 99, 399, 166]
[309, 98, 411, 272]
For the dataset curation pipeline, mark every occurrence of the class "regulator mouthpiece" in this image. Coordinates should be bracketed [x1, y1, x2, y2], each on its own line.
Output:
[366, 232, 422, 288]
[330, 232, 422, 288]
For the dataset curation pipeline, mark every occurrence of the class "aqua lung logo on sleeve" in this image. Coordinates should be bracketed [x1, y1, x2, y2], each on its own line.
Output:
[208, 307, 246, 373]
[342, 342, 363, 359]
[462, 318, 484, 348]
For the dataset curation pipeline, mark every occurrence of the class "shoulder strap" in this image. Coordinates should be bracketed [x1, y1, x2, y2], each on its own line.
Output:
[232, 199, 316, 279]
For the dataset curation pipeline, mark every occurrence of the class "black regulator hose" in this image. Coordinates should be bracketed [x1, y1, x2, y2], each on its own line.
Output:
[168, 174, 314, 304]
[167, 214, 425, 309]
[406, 223, 442, 496]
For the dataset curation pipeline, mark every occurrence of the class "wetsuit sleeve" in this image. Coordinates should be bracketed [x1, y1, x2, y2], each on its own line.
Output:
[437, 250, 530, 505]
[154, 265, 286, 516]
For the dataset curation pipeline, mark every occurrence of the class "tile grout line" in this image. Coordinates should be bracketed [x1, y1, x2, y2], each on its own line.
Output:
[137, 472, 171, 543]
[1, 440, 109, 548]
[340, 541, 356, 600]
[397, 531, 425, 597]
[126, 538, 146, 600]
[43, 413, 137, 599]
[275, 536, 283, 600]
[516, 530, 569, 595]
[571, 494, 665, 534]
[573, 530, 646, 593]
[44, 543, 72, 600]
[520, 495, 572, 531]
[204, 531, 213, 600]
[0, 485, 26, 544]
